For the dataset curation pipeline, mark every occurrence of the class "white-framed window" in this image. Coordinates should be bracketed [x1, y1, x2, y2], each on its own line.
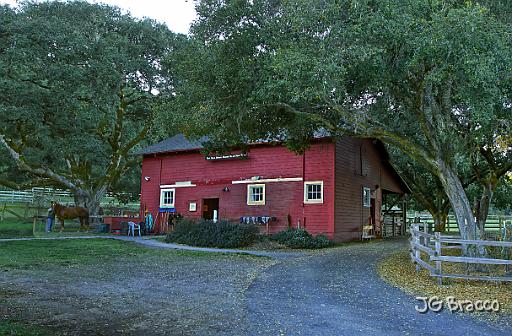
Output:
[247, 184, 265, 205]
[160, 188, 175, 208]
[363, 187, 371, 207]
[304, 181, 324, 204]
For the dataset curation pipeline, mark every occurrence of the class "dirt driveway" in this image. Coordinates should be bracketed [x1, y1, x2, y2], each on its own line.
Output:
[0, 241, 275, 336]
[245, 238, 512, 336]
[1, 238, 511, 335]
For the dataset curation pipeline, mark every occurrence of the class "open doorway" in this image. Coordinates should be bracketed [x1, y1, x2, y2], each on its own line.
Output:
[382, 192, 407, 237]
[370, 197, 376, 228]
[202, 198, 219, 221]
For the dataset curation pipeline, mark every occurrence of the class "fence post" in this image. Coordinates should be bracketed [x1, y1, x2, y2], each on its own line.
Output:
[505, 221, 511, 273]
[413, 224, 420, 271]
[0, 203, 5, 221]
[423, 222, 430, 247]
[434, 232, 442, 286]
[24, 203, 29, 220]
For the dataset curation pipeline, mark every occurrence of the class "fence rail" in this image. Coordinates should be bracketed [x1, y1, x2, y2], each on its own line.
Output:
[0, 188, 71, 204]
[0, 188, 140, 207]
[409, 214, 511, 233]
[409, 223, 512, 285]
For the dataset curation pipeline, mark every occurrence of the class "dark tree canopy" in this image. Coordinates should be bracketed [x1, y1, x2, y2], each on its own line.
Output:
[0, 1, 182, 212]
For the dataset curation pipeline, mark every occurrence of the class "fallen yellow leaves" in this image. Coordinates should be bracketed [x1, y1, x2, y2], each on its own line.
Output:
[378, 251, 512, 316]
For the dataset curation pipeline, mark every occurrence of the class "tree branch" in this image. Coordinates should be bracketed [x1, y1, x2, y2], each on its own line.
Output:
[0, 177, 56, 190]
[0, 133, 78, 190]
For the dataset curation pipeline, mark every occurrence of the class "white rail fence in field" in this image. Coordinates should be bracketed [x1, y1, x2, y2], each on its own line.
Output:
[410, 223, 512, 285]
[0, 188, 140, 205]
[409, 214, 511, 233]
[0, 188, 71, 204]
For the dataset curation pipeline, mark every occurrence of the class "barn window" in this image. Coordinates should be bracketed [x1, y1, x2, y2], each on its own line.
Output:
[247, 184, 265, 205]
[160, 188, 175, 208]
[363, 187, 371, 207]
[304, 181, 323, 204]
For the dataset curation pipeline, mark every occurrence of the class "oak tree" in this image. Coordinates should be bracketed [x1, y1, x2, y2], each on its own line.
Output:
[169, 0, 512, 248]
[0, 2, 181, 215]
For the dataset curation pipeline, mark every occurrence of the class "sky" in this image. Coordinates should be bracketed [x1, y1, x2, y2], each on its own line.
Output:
[0, 0, 197, 34]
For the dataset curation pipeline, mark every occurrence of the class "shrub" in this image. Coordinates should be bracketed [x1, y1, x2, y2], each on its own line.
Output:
[270, 228, 297, 243]
[270, 228, 333, 249]
[165, 219, 259, 248]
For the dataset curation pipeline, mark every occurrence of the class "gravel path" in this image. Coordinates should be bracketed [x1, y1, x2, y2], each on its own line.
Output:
[0, 245, 276, 336]
[114, 236, 306, 259]
[245, 238, 512, 336]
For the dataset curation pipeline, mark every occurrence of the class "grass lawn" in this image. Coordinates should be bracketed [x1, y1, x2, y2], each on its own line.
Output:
[378, 251, 512, 316]
[150, 235, 167, 242]
[0, 218, 111, 239]
[0, 320, 51, 336]
[0, 219, 34, 238]
[0, 238, 212, 269]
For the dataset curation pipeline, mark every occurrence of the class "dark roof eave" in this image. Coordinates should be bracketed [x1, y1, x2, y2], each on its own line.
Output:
[135, 134, 334, 156]
[140, 147, 204, 156]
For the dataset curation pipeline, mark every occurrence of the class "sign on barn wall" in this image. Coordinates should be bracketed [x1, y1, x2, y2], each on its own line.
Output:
[205, 153, 248, 161]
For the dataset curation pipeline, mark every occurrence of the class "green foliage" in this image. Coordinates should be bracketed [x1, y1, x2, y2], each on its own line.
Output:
[0, 320, 50, 336]
[168, 0, 511, 239]
[271, 228, 333, 249]
[493, 179, 512, 213]
[0, 1, 181, 206]
[166, 219, 260, 248]
[174, 0, 511, 159]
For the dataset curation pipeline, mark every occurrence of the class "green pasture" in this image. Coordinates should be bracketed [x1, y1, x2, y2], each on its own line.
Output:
[0, 218, 108, 238]
[0, 201, 140, 238]
[0, 239, 213, 335]
[0, 320, 50, 336]
[0, 219, 34, 238]
[0, 238, 212, 270]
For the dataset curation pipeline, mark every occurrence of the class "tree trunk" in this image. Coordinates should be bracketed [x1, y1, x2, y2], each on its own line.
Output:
[436, 160, 482, 256]
[73, 189, 89, 208]
[433, 209, 448, 232]
[476, 182, 494, 236]
[73, 185, 107, 225]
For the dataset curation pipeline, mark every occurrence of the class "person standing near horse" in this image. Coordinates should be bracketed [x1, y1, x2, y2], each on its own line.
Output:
[46, 204, 55, 233]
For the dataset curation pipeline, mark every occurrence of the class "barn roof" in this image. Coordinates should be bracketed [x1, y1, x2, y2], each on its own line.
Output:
[135, 130, 332, 156]
[135, 134, 209, 155]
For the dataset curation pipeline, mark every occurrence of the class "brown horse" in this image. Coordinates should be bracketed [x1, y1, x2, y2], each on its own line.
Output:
[52, 202, 90, 232]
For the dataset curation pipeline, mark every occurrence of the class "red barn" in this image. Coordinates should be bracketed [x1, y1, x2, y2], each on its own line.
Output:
[138, 133, 409, 242]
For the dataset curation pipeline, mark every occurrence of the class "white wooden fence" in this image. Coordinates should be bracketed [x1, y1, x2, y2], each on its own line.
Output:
[0, 188, 140, 207]
[410, 223, 512, 285]
[409, 214, 511, 233]
[0, 187, 71, 204]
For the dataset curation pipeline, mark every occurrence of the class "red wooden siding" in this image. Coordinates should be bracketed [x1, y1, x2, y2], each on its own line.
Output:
[140, 137, 406, 242]
[140, 156, 162, 218]
[140, 141, 335, 238]
[334, 137, 405, 242]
